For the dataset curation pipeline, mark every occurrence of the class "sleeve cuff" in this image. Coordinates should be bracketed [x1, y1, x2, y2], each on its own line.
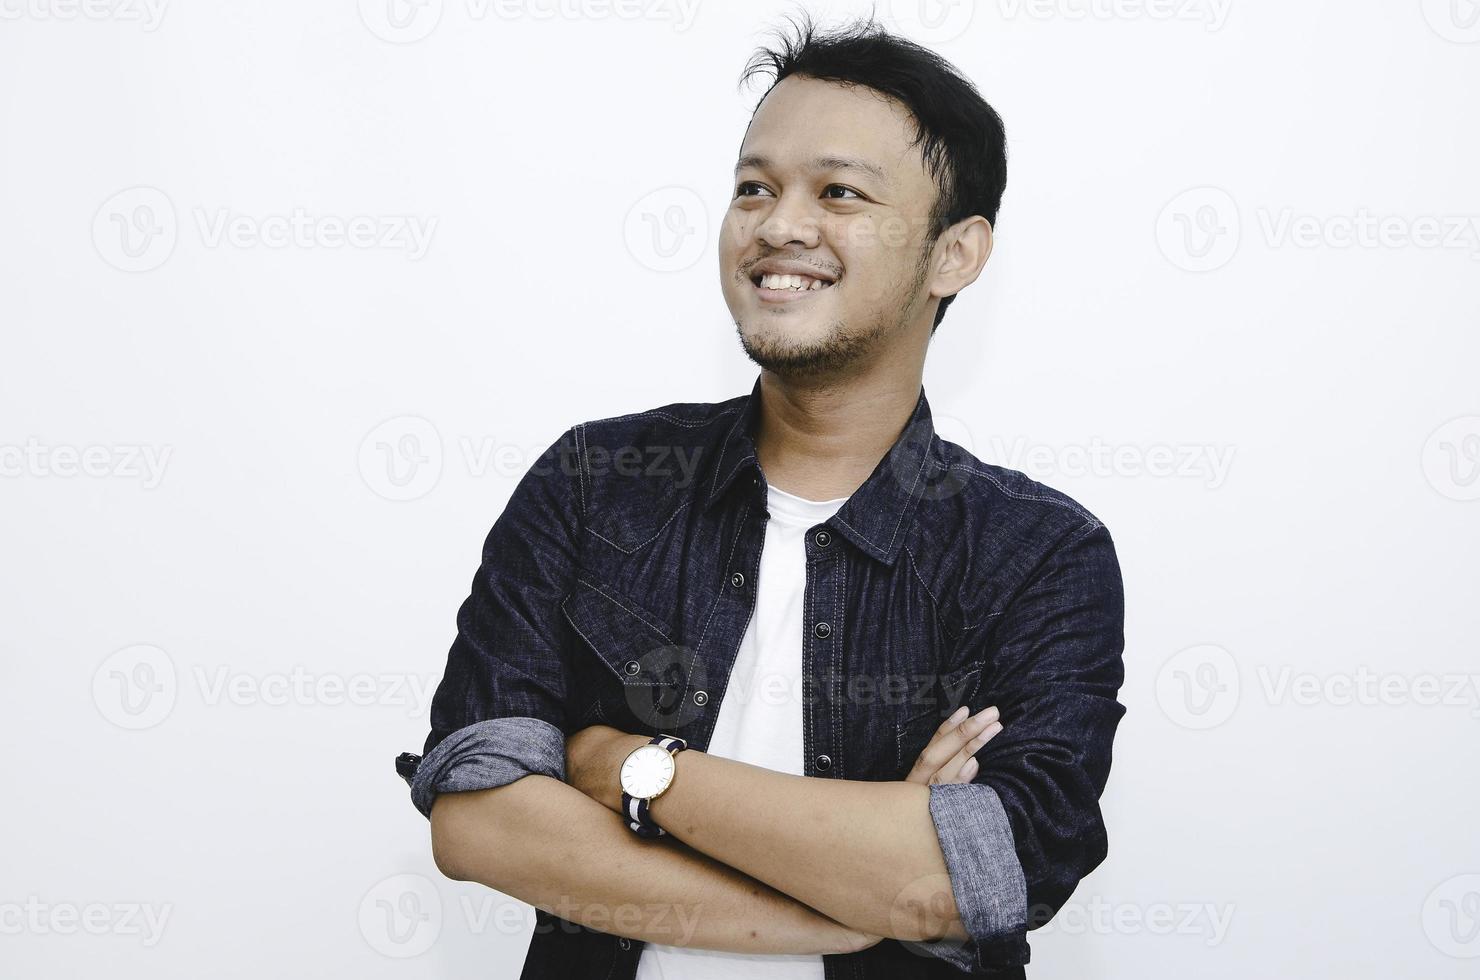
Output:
[409, 716, 566, 819]
[908, 781, 1031, 972]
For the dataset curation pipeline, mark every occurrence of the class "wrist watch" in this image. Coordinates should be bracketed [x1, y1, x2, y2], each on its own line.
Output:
[619, 733, 688, 838]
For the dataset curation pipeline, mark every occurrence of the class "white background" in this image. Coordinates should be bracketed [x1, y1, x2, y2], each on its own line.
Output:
[2, 0, 1478, 976]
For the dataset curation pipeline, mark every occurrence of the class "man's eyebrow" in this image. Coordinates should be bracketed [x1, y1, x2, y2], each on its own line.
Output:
[733, 154, 893, 188]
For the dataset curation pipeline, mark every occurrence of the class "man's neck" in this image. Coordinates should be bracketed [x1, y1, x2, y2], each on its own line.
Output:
[752, 370, 923, 502]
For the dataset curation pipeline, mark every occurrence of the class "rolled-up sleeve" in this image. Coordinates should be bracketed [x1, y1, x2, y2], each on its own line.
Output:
[911, 518, 1126, 974]
[401, 425, 586, 820]
[409, 716, 567, 817]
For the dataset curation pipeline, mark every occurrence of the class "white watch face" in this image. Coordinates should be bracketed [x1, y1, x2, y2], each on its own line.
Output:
[621, 744, 675, 799]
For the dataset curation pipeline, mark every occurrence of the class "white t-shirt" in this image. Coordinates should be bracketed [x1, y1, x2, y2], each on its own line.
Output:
[635, 482, 850, 980]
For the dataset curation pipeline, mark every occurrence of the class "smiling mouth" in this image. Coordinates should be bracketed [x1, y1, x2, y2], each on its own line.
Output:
[749, 271, 837, 302]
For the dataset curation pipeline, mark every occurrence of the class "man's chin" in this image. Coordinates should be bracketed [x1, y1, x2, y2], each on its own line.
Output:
[735, 324, 856, 379]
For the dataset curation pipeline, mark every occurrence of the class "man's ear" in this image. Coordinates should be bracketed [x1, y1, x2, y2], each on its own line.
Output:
[930, 216, 994, 300]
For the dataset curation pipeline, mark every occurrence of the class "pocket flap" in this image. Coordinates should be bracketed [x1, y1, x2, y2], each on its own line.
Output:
[560, 577, 678, 686]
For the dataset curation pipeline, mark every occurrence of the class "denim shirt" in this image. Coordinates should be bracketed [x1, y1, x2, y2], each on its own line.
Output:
[400, 375, 1127, 979]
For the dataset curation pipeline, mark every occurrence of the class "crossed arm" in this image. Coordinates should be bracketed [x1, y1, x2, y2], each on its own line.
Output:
[428, 705, 1003, 956]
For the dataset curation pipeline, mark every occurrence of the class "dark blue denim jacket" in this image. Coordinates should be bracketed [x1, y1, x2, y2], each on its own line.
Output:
[400, 375, 1126, 978]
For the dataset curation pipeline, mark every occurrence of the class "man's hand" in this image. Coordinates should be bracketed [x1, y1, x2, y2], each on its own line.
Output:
[904, 704, 1002, 785]
[565, 724, 648, 812]
[850, 707, 1001, 952]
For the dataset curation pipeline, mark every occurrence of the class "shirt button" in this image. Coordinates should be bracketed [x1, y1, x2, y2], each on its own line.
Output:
[730, 571, 745, 589]
[623, 660, 641, 675]
[693, 689, 708, 706]
[814, 529, 831, 547]
[618, 937, 631, 950]
[813, 621, 832, 638]
[814, 754, 832, 772]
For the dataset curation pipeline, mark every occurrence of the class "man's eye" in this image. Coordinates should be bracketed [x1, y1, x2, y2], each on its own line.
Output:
[734, 181, 770, 198]
[822, 184, 864, 200]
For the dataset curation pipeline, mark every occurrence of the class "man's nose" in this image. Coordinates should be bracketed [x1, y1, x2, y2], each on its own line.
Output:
[756, 193, 821, 251]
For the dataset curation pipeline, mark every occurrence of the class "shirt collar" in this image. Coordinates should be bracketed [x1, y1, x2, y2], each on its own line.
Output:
[703, 374, 943, 567]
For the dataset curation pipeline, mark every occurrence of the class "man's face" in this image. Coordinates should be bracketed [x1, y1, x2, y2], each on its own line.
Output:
[719, 74, 943, 380]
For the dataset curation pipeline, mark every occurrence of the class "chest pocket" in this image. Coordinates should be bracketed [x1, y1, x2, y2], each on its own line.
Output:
[560, 577, 703, 733]
[892, 660, 984, 777]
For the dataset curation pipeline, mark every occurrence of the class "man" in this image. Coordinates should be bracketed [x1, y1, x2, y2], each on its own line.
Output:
[398, 13, 1125, 979]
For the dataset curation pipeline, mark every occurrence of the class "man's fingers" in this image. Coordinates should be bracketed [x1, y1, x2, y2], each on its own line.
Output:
[929, 720, 1003, 784]
[905, 705, 1001, 783]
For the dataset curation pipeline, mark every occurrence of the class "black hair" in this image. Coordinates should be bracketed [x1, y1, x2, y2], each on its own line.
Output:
[738, 6, 1008, 333]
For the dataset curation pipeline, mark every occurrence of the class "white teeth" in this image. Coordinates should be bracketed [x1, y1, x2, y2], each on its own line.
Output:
[758, 272, 831, 291]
